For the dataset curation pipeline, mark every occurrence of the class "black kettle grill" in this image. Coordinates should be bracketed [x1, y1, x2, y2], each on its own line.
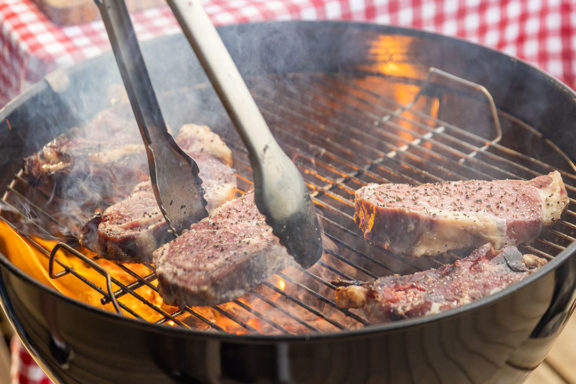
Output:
[1, 21, 576, 383]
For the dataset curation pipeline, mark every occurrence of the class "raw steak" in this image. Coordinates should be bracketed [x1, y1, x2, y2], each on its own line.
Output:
[25, 108, 232, 209]
[334, 243, 547, 322]
[81, 153, 236, 262]
[153, 191, 294, 306]
[354, 171, 569, 257]
[25, 108, 147, 208]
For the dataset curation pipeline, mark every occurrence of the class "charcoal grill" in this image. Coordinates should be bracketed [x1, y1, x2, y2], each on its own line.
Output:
[1, 21, 576, 383]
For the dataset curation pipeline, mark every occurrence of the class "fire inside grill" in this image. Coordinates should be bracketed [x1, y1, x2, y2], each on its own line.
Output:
[1, 67, 575, 336]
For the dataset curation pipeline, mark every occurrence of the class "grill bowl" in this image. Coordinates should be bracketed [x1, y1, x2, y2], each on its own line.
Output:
[1, 21, 576, 383]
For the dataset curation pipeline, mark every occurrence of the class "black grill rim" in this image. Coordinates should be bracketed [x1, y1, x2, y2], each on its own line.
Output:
[0, 247, 569, 342]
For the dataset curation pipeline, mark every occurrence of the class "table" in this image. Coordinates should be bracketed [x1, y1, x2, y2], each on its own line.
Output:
[526, 314, 576, 383]
[2, 1, 576, 383]
[1, 0, 576, 108]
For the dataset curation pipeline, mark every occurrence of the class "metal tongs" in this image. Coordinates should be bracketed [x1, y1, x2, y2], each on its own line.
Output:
[96, 0, 323, 267]
[95, 0, 208, 235]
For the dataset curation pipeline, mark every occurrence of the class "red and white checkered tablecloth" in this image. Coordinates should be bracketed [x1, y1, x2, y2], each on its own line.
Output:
[1, 0, 576, 107]
[2, 0, 576, 383]
[9, 338, 52, 384]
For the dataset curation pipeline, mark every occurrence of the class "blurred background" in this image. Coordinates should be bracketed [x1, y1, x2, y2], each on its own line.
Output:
[1, 0, 575, 383]
[2, 0, 576, 108]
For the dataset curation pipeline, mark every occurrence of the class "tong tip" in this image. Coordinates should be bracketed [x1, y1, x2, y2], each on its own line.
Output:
[257, 192, 323, 268]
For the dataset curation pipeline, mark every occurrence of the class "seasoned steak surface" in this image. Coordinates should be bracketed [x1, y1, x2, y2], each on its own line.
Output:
[354, 171, 568, 256]
[153, 192, 294, 306]
[81, 153, 236, 262]
[334, 244, 547, 322]
[79, 121, 236, 262]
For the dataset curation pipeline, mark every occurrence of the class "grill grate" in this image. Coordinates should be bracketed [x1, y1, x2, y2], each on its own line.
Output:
[2, 70, 576, 335]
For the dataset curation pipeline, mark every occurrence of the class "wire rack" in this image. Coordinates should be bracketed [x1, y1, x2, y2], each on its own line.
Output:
[1, 68, 575, 335]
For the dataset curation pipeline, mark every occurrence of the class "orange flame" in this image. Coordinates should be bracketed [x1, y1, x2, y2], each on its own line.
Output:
[0, 221, 320, 334]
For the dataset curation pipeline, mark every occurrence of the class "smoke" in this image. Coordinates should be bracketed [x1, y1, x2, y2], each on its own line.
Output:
[19, 103, 149, 237]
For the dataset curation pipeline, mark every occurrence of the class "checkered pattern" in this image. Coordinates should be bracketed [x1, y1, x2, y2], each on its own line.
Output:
[3, 0, 576, 382]
[10, 338, 52, 384]
[1, 0, 576, 107]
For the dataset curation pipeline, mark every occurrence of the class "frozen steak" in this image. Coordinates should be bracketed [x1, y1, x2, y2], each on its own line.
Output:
[334, 244, 547, 322]
[81, 153, 236, 262]
[354, 171, 569, 257]
[153, 192, 294, 306]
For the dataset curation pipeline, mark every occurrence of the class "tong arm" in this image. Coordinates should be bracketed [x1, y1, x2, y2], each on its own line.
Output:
[96, 0, 208, 234]
[167, 0, 323, 267]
